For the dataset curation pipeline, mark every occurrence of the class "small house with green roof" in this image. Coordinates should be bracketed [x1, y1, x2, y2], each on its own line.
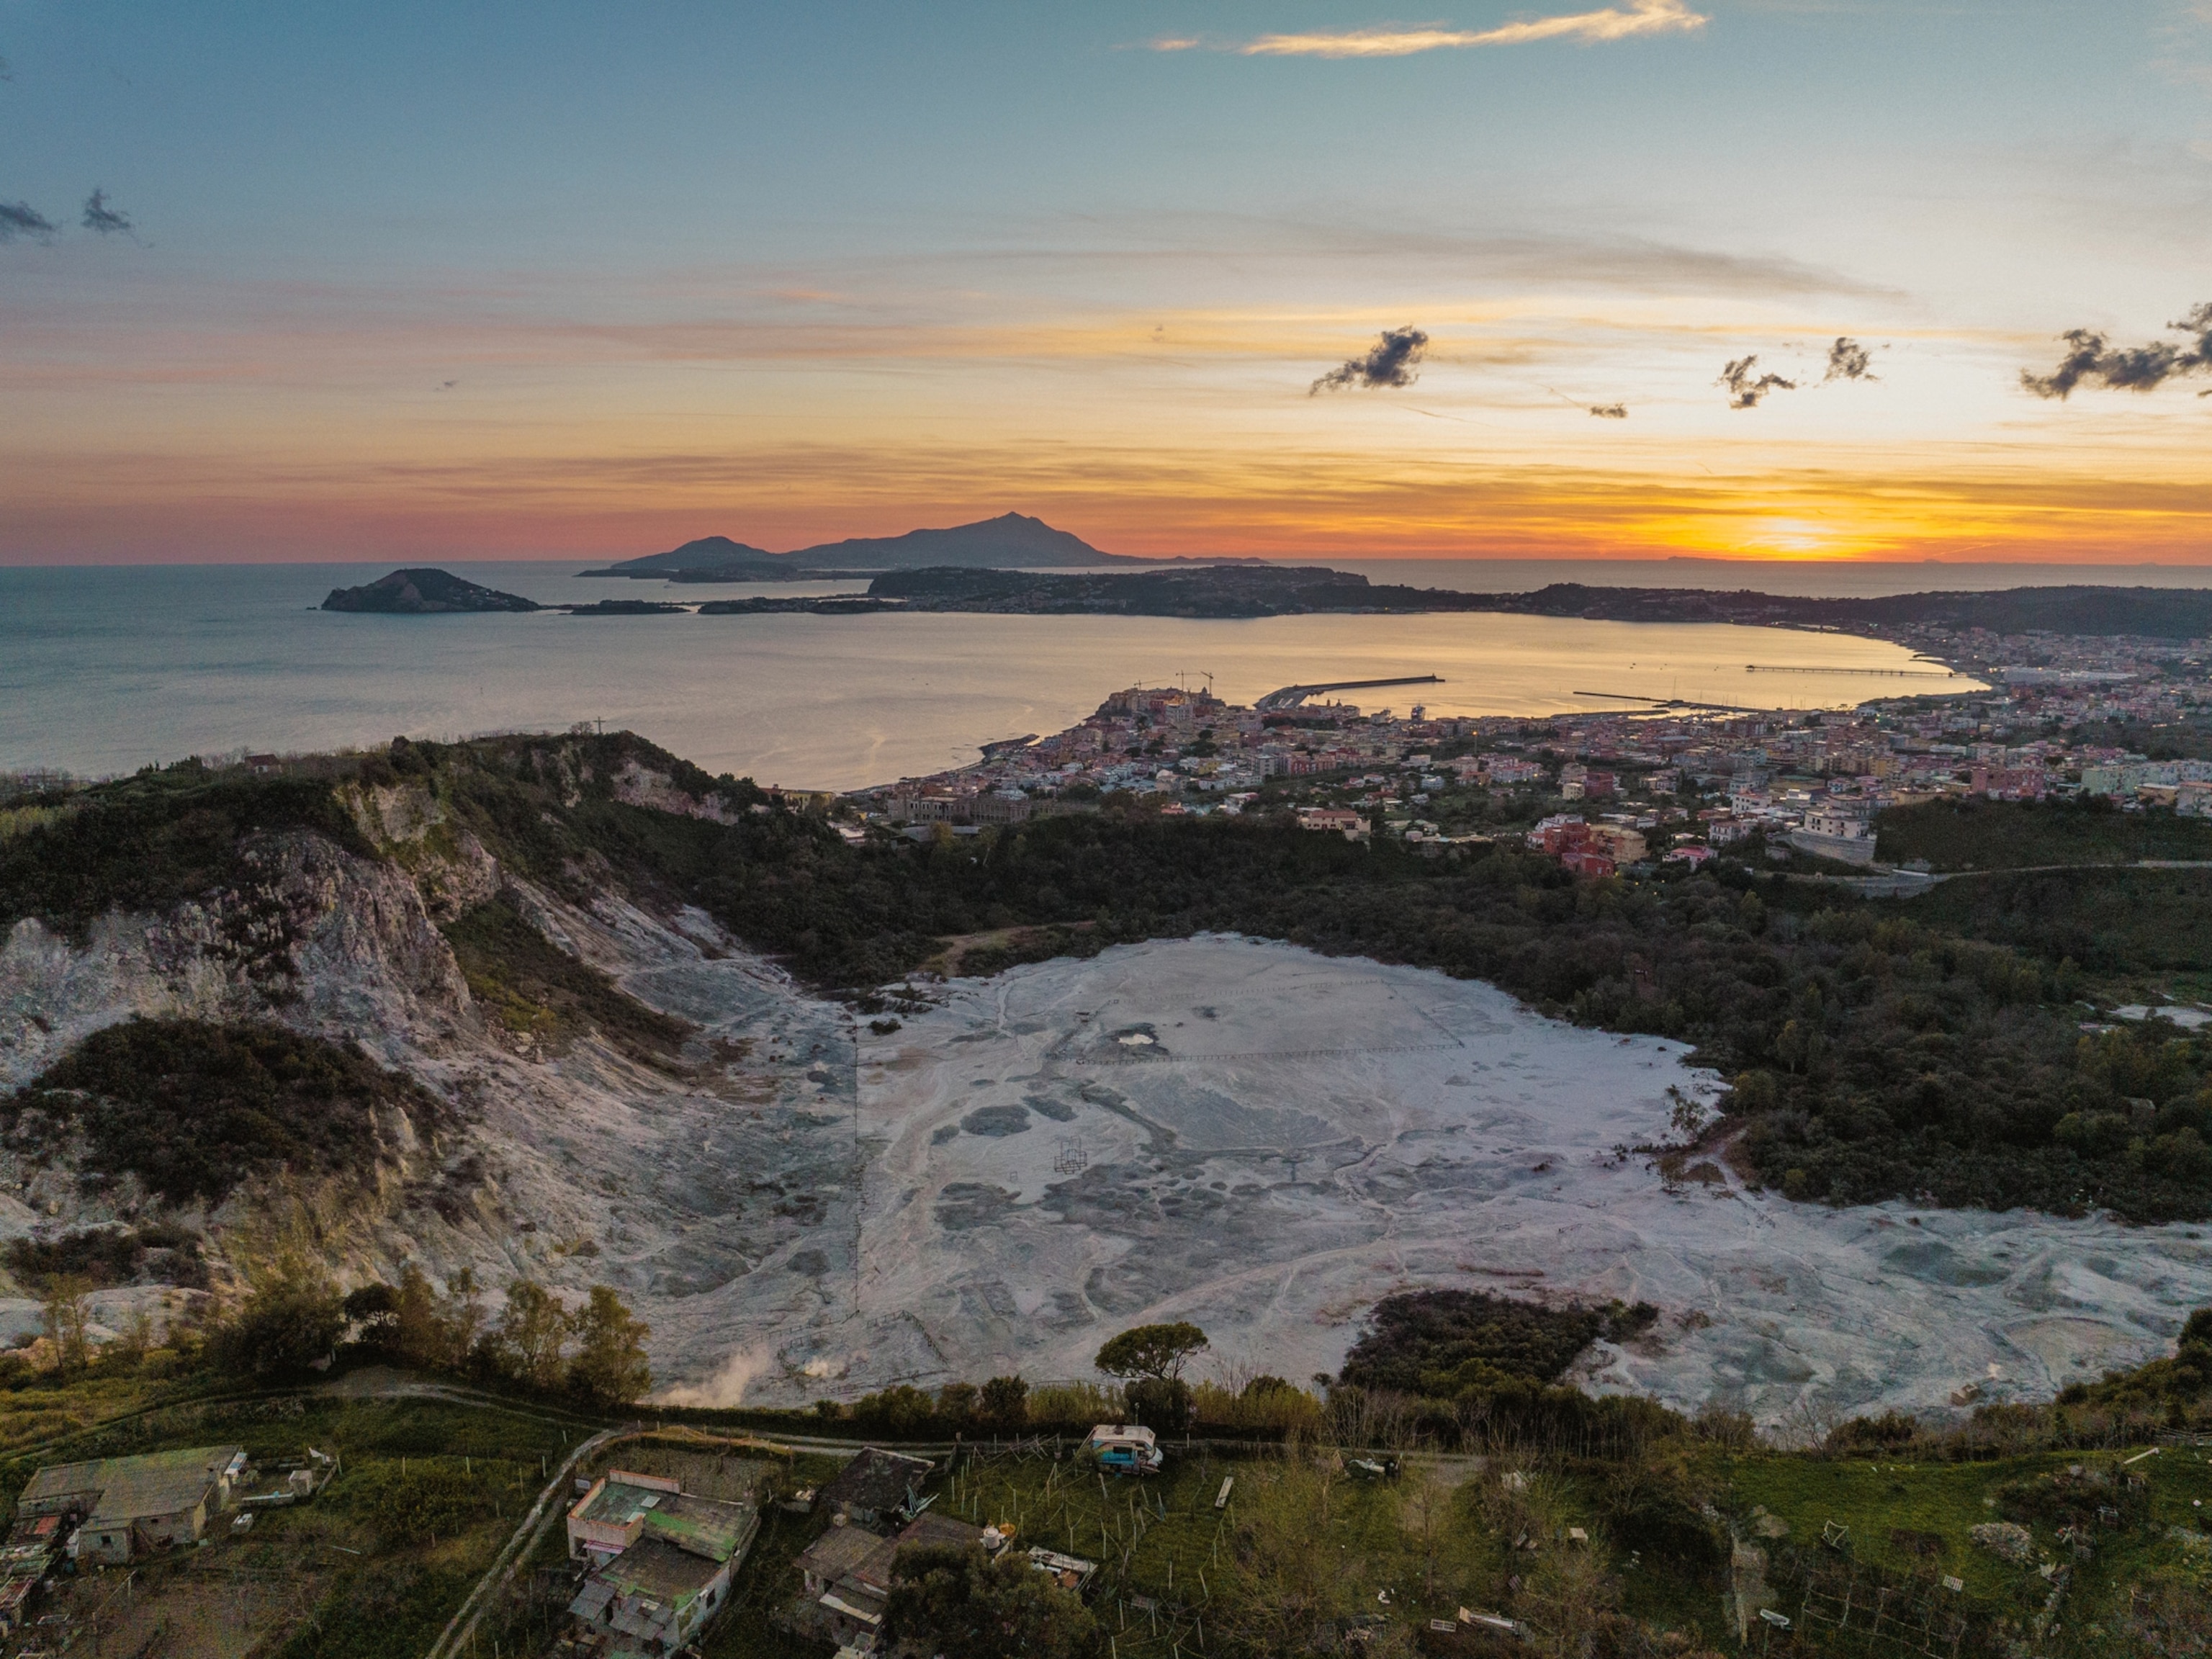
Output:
[564, 1472, 758, 1655]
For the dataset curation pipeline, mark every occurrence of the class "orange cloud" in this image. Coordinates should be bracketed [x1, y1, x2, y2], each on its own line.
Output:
[8, 433, 2210, 567]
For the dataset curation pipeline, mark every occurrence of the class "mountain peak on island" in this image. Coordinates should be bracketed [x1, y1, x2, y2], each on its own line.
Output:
[787, 511, 1128, 570]
[588, 534, 780, 576]
[584, 512, 1184, 577]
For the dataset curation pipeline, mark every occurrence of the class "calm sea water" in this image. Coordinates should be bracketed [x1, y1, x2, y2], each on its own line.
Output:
[5, 557, 2175, 790]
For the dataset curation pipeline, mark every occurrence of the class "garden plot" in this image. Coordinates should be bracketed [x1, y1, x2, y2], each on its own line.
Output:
[738, 934, 2212, 1425]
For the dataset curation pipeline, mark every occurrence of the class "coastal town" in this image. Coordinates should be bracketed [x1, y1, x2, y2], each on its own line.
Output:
[852, 619, 2212, 879]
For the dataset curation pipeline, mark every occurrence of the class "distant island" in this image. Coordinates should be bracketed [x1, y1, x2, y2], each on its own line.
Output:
[577, 511, 1264, 577]
[321, 558, 2212, 642]
[320, 567, 541, 613]
[699, 565, 2212, 638]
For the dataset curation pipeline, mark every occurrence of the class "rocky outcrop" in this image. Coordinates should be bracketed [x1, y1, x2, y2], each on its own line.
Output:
[0, 830, 469, 1091]
[339, 781, 502, 921]
[612, 760, 744, 824]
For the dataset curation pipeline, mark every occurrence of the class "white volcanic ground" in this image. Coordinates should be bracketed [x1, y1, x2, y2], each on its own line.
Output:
[709, 935, 2212, 1425]
[8, 853, 2211, 1426]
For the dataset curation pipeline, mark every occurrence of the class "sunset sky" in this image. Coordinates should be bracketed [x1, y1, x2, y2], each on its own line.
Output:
[6, 1, 2212, 565]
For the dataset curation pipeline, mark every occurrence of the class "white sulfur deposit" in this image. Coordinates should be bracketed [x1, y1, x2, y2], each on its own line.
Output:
[815, 936, 2212, 1426]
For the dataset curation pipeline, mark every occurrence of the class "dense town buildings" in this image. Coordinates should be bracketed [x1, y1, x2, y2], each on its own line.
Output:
[849, 623, 2212, 873]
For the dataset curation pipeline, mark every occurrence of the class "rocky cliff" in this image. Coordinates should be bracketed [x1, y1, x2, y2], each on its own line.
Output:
[0, 751, 864, 1392]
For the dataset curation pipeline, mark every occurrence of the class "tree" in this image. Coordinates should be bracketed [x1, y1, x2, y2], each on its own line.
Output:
[387, 1264, 450, 1368]
[40, 1277, 91, 1374]
[565, 1285, 652, 1406]
[343, 1282, 400, 1352]
[936, 1381, 979, 1424]
[1094, 1321, 1208, 1383]
[109, 1306, 154, 1372]
[1399, 1468, 1456, 1604]
[445, 1267, 489, 1359]
[489, 1279, 573, 1391]
[215, 1264, 346, 1378]
[881, 1544, 1094, 1659]
[1097, 1323, 1207, 1427]
[979, 1374, 1029, 1427]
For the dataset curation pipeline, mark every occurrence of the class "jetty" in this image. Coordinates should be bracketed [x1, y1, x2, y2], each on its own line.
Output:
[1256, 675, 1442, 711]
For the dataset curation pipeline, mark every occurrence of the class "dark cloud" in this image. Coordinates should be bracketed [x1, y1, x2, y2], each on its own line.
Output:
[1311, 325, 1429, 393]
[2022, 304, 2212, 399]
[80, 189, 133, 237]
[0, 199, 57, 243]
[1718, 354, 1796, 409]
[1589, 403, 1627, 418]
[1822, 337, 1876, 382]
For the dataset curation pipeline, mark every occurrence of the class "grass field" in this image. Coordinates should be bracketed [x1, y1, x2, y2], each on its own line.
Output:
[1716, 1442, 2212, 1653]
[925, 1442, 1502, 1656]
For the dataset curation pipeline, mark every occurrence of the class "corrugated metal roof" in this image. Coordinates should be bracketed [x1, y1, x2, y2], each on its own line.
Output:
[575, 1479, 665, 1528]
[567, 1578, 616, 1622]
[20, 1447, 241, 1524]
[796, 1524, 884, 1583]
[896, 1513, 986, 1553]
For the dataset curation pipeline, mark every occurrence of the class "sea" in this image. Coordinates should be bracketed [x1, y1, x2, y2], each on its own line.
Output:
[3, 558, 2201, 791]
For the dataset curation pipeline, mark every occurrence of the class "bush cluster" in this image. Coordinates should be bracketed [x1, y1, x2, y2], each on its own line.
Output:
[4, 1017, 446, 1206]
[1337, 1289, 1658, 1395]
[215, 1262, 652, 1407]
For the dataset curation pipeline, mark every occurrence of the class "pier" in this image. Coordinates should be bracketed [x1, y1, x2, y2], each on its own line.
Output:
[1256, 674, 1443, 711]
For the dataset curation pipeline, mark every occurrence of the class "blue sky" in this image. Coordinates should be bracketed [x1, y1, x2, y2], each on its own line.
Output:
[6, 1, 2212, 562]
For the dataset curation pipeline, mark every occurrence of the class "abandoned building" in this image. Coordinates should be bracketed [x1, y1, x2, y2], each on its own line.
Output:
[563, 1470, 759, 1655]
[17, 1446, 247, 1564]
[813, 1447, 935, 1530]
[793, 1510, 991, 1649]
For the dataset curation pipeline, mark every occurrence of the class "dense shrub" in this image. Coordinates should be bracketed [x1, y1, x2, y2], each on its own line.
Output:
[1993, 1462, 2151, 1531]
[1338, 1289, 1657, 1394]
[4, 1227, 145, 1289]
[1875, 795, 2212, 873]
[883, 1544, 1094, 1659]
[441, 894, 694, 1065]
[0, 766, 369, 936]
[4, 1018, 444, 1205]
